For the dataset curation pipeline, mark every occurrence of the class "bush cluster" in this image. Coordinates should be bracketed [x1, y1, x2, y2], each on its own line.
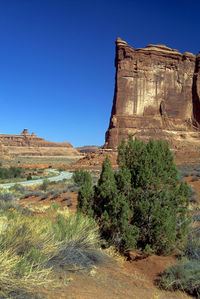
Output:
[76, 137, 190, 254]
[161, 226, 200, 297]
[0, 166, 24, 180]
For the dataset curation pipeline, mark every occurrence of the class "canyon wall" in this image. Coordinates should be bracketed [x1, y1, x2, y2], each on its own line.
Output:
[105, 38, 200, 152]
[0, 129, 80, 157]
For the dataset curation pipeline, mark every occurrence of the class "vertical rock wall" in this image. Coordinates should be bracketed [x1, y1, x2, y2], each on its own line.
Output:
[105, 38, 200, 149]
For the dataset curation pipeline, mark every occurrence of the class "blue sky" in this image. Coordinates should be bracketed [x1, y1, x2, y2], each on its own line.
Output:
[0, 0, 199, 147]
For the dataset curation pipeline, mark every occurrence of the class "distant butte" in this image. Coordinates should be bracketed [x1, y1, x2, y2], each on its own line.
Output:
[0, 129, 81, 158]
[104, 38, 200, 162]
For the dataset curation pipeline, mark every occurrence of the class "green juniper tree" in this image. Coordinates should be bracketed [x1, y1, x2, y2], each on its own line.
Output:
[93, 156, 138, 248]
[117, 136, 190, 253]
[77, 136, 190, 254]
[74, 169, 94, 217]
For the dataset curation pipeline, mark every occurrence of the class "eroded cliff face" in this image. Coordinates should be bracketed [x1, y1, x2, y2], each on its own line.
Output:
[0, 129, 81, 157]
[105, 38, 200, 150]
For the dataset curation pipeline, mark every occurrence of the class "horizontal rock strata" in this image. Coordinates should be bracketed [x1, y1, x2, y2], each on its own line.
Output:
[0, 129, 80, 157]
[105, 38, 200, 153]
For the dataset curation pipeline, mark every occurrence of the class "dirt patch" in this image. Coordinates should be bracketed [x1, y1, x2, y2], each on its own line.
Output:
[19, 192, 78, 216]
[39, 258, 191, 299]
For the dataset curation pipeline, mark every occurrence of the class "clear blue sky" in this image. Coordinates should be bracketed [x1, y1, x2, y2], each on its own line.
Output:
[0, 0, 199, 147]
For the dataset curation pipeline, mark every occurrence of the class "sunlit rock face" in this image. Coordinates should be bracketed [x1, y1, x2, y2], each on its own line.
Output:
[105, 38, 200, 149]
[0, 129, 81, 157]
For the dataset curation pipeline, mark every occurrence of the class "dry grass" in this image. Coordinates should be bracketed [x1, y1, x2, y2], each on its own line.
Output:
[0, 213, 58, 298]
[0, 249, 53, 297]
[0, 206, 107, 297]
[0, 212, 59, 260]
[104, 246, 126, 263]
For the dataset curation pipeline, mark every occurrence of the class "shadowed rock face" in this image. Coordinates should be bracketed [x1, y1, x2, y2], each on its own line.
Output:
[105, 38, 200, 149]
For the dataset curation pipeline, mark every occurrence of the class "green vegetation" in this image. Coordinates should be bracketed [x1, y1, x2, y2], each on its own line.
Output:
[77, 136, 190, 254]
[51, 213, 107, 268]
[161, 225, 200, 297]
[0, 141, 196, 297]
[74, 169, 94, 218]
[73, 169, 92, 187]
[39, 179, 50, 191]
[0, 187, 106, 298]
[0, 166, 24, 180]
[26, 174, 32, 180]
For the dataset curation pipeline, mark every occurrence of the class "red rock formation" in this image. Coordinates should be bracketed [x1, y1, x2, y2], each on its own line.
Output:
[0, 129, 81, 157]
[105, 38, 200, 150]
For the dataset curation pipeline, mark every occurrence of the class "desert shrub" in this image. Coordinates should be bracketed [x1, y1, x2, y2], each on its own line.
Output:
[0, 200, 19, 212]
[48, 187, 60, 195]
[182, 172, 189, 178]
[0, 213, 58, 261]
[190, 172, 197, 176]
[0, 191, 19, 212]
[40, 194, 48, 201]
[0, 212, 58, 298]
[49, 188, 62, 200]
[178, 171, 189, 181]
[161, 223, 200, 296]
[66, 199, 73, 207]
[77, 137, 190, 254]
[51, 213, 107, 268]
[59, 187, 69, 193]
[50, 194, 59, 201]
[21, 191, 44, 199]
[27, 174, 32, 180]
[0, 205, 106, 296]
[184, 227, 200, 260]
[68, 185, 78, 193]
[62, 197, 73, 206]
[0, 166, 24, 180]
[192, 214, 200, 222]
[48, 180, 57, 185]
[188, 186, 197, 203]
[0, 249, 53, 298]
[177, 165, 197, 181]
[191, 177, 199, 182]
[10, 184, 26, 193]
[0, 191, 16, 202]
[39, 179, 50, 191]
[21, 192, 34, 199]
[161, 259, 200, 296]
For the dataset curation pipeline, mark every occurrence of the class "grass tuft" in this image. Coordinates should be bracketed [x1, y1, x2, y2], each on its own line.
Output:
[51, 213, 109, 269]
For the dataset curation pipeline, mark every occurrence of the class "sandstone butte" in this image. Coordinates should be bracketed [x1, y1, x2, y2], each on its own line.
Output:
[104, 38, 200, 162]
[0, 129, 80, 158]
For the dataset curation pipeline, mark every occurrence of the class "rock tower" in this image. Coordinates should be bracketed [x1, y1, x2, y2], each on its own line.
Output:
[105, 38, 200, 150]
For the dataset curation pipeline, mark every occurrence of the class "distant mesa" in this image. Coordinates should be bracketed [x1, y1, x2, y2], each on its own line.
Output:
[0, 129, 81, 158]
[104, 38, 200, 162]
[76, 145, 102, 154]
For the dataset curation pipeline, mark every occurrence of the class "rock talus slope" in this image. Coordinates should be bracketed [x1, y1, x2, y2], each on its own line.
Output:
[105, 38, 200, 155]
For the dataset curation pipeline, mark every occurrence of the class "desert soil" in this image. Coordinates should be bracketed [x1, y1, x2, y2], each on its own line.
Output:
[39, 257, 192, 299]
[19, 190, 193, 299]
